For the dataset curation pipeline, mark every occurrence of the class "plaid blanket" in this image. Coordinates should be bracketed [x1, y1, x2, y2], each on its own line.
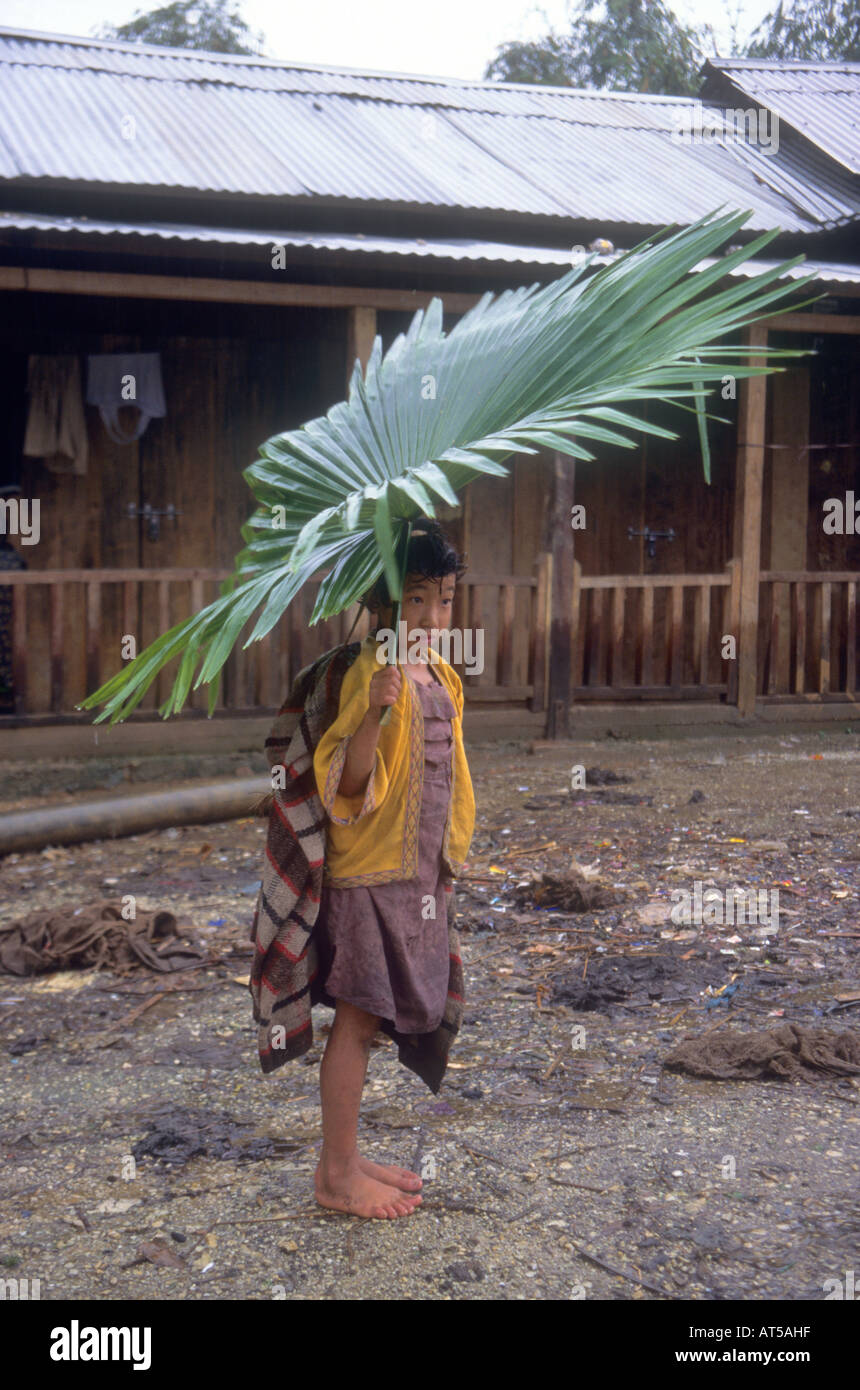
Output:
[249, 640, 465, 1095]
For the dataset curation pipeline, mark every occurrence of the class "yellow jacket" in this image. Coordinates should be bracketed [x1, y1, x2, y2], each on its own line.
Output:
[313, 634, 475, 887]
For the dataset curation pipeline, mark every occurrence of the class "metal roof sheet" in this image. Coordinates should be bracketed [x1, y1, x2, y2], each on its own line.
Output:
[703, 59, 860, 176]
[0, 28, 857, 232]
[3, 208, 859, 290]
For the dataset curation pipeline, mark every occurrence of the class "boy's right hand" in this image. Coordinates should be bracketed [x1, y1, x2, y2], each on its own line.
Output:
[368, 663, 402, 716]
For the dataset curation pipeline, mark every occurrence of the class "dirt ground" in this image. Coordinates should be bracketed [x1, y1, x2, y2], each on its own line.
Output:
[1, 721, 858, 1302]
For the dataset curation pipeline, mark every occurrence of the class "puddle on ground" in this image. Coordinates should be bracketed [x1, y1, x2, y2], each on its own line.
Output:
[131, 1104, 310, 1166]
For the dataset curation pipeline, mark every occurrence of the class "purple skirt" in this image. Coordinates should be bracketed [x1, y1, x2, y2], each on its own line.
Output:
[315, 675, 455, 1033]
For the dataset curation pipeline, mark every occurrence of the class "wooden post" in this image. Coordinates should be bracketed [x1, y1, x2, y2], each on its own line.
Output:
[733, 324, 768, 715]
[544, 451, 575, 738]
[346, 306, 377, 389]
[724, 559, 741, 703]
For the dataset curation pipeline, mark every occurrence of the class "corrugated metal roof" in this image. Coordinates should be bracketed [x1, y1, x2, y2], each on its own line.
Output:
[0, 209, 584, 263]
[1, 27, 857, 234]
[703, 59, 860, 177]
[3, 209, 859, 290]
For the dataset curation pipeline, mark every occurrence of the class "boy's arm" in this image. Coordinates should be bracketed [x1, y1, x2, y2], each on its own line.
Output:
[338, 705, 382, 797]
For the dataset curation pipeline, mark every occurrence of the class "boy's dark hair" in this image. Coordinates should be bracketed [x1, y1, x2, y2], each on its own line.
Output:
[362, 517, 468, 613]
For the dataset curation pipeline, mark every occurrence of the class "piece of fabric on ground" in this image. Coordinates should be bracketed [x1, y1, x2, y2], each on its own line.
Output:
[0, 898, 207, 976]
[662, 1023, 860, 1081]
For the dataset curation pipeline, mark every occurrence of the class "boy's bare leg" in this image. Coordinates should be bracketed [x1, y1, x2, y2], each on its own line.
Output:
[315, 1000, 423, 1219]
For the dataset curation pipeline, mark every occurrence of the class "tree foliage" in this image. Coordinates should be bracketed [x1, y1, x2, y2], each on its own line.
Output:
[745, 0, 860, 60]
[484, 0, 712, 97]
[93, 0, 266, 54]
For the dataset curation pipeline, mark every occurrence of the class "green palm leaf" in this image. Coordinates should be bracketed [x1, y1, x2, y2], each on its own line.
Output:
[77, 207, 817, 725]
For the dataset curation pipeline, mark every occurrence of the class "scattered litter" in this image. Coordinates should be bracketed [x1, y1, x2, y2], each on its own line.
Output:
[636, 901, 672, 926]
[704, 979, 742, 1010]
[512, 870, 624, 913]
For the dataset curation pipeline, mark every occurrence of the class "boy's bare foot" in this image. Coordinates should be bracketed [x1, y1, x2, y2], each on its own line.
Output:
[357, 1155, 422, 1192]
[314, 1162, 423, 1219]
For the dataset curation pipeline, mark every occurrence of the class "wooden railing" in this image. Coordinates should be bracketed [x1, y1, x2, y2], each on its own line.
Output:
[0, 567, 367, 720]
[5, 559, 853, 721]
[0, 562, 548, 720]
[569, 559, 741, 700]
[759, 571, 859, 699]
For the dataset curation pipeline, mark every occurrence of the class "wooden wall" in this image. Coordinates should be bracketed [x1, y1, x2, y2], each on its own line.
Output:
[1, 291, 347, 712]
[2, 287, 856, 717]
[572, 394, 737, 577]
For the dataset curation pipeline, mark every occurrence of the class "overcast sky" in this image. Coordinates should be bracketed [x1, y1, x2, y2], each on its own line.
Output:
[0, 0, 776, 80]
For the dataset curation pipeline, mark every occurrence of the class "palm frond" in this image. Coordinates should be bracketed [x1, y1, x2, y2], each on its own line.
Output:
[77, 208, 818, 724]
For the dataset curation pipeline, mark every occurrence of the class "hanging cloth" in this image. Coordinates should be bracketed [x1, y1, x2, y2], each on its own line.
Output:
[85, 352, 166, 445]
[22, 355, 89, 474]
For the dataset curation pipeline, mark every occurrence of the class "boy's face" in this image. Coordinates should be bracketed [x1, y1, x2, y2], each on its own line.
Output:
[377, 572, 456, 636]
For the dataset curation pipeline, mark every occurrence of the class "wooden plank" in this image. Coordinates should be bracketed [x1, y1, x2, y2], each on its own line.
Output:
[570, 684, 727, 701]
[545, 452, 575, 738]
[734, 322, 768, 715]
[847, 581, 857, 697]
[513, 457, 550, 690]
[668, 583, 683, 687]
[579, 572, 729, 590]
[460, 573, 537, 588]
[0, 565, 545, 588]
[470, 583, 485, 691]
[570, 558, 583, 695]
[346, 306, 377, 389]
[48, 583, 64, 714]
[155, 579, 170, 707]
[0, 265, 481, 315]
[123, 581, 138, 649]
[529, 555, 549, 713]
[759, 312, 860, 336]
[772, 581, 791, 692]
[724, 558, 741, 706]
[759, 692, 860, 704]
[463, 684, 534, 702]
[810, 583, 822, 694]
[768, 369, 809, 693]
[820, 582, 832, 694]
[640, 585, 654, 687]
[764, 583, 777, 694]
[761, 570, 860, 583]
[0, 567, 232, 584]
[588, 590, 607, 687]
[696, 582, 711, 685]
[11, 583, 27, 714]
[86, 582, 102, 701]
[793, 582, 807, 694]
[288, 586, 306, 688]
[190, 578, 205, 711]
[609, 585, 625, 687]
[498, 582, 515, 687]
